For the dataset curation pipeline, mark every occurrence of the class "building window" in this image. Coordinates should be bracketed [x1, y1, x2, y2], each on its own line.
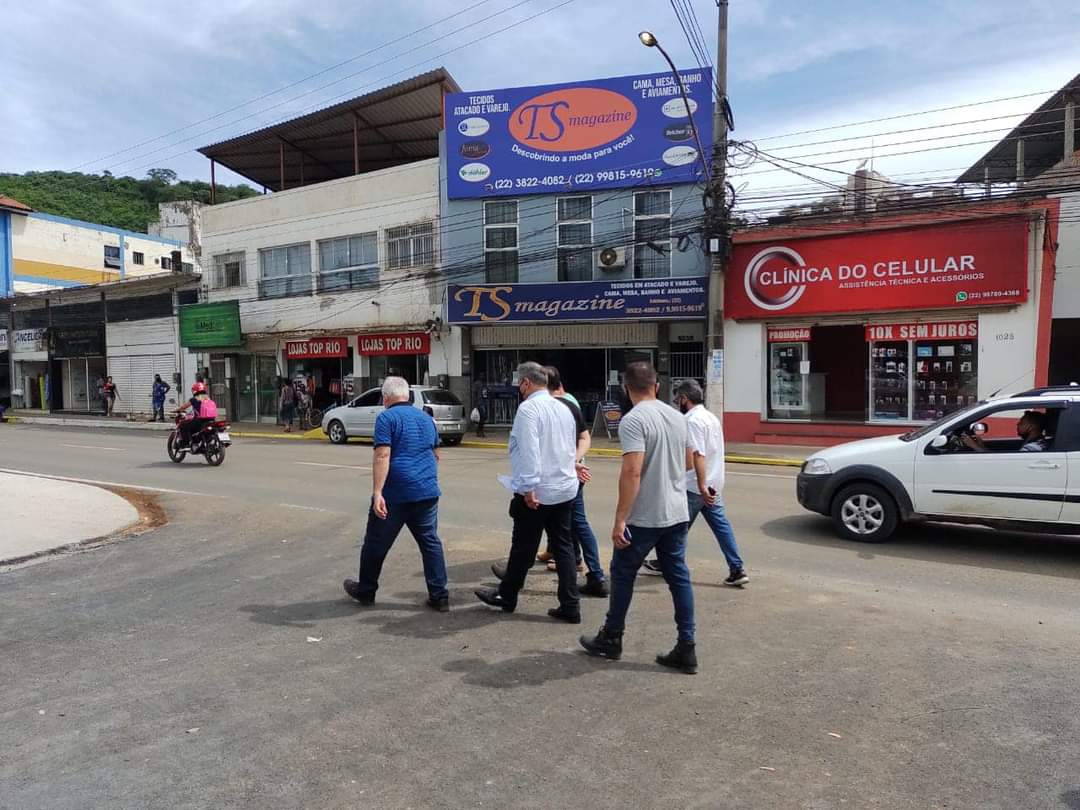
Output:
[160, 255, 172, 271]
[211, 252, 245, 289]
[132, 251, 145, 266]
[633, 190, 671, 279]
[386, 221, 435, 270]
[484, 201, 518, 283]
[258, 243, 313, 299]
[557, 195, 593, 282]
[318, 233, 378, 292]
[104, 245, 121, 269]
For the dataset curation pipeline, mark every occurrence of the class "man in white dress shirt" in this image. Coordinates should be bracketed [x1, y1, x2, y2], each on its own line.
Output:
[475, 362, 582, 623]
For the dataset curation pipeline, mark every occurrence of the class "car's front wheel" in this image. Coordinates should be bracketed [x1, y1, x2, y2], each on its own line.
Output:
[830, 483, 899, 543]
[327, 420, 348, 445]
[441, 435, 463, 447]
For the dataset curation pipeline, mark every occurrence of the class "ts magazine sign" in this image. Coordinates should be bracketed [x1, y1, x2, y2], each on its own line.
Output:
[446, 279, 706, 324]
[445, 69, 713, 199]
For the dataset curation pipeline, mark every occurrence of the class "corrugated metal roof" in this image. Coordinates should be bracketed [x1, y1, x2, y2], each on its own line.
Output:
[0, 195, 33, 214]
[198, 68, 461, 191]
[958, 74, 1080, 184]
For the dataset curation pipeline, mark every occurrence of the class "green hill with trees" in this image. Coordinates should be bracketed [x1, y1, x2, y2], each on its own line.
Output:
[0, 169, 259, 233]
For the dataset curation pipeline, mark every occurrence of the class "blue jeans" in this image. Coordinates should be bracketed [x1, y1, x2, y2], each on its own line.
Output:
[571, 484, 604, 582]
[605, 522, 694, 642]
[357, 497, 448, 600]
[687, 491, 744, 572]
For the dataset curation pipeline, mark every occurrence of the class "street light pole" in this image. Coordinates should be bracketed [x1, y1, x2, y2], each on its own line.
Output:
[638, 31, 710, 186]
[707, 0, 730, 418]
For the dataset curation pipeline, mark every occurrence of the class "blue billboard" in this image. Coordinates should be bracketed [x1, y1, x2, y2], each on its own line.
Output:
[446, 278, 706, 324]
[445, 69, 713, 199]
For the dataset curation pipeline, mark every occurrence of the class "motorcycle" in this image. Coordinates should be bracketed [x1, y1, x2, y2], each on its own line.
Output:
[167, 414, 231, 466]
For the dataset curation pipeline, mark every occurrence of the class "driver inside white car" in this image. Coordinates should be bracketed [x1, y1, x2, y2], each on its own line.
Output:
[962, 410, 1050, 453]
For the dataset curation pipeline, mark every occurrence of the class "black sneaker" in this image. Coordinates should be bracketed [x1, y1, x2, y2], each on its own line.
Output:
[641, 559, 664, 576]
[474, 587, 514, 613]
[656, 641, 698, 674]
[343, 578, 375, 606]
[579, 627, 623, 660]
[724, 570, 749, 587]
[426, 596, 450, 613]
[580, 576, 609, 598]
[547, 606, 582, 624]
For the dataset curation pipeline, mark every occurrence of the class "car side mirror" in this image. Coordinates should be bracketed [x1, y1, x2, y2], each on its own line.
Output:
[930, 435, 949, 449]
[971, 422, 988, 436]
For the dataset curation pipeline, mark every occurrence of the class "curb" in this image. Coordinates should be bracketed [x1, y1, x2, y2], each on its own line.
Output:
[460, 440, 803, 467]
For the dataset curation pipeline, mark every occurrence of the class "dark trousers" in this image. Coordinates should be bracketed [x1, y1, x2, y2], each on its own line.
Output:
[606, 522, 694, 642]
[357, 497, 448, 600]
[499, 495, 579, 613]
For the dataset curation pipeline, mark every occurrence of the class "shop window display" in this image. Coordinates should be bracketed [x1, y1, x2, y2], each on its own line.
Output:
[913, 339, 978, 421]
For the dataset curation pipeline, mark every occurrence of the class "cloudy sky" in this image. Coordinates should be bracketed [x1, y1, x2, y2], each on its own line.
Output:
[3, 0, 1079, 209]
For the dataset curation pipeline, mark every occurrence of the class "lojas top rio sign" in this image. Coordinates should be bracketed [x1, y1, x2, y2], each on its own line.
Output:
[445, 69, 713, 199]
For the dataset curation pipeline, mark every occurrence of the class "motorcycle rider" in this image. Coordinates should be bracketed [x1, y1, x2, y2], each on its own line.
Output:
[176, 382, 215, 449]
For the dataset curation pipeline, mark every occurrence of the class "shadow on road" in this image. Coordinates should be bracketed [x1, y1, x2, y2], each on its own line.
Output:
[240, 595, 561, 639]
[443, 650, 659, 688]
[761, 514, 1080, 579]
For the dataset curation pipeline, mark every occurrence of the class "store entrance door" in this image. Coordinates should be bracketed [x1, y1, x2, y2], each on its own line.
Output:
[809, 325, 867, 421]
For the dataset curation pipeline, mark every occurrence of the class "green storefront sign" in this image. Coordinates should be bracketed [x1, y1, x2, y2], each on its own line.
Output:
[179, 301, 243, 348]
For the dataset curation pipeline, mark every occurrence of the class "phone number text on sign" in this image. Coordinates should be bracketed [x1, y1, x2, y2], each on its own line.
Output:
[285, 337, 348, 359]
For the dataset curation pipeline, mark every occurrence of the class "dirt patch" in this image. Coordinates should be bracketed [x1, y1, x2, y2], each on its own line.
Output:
[101, 487, 168, 535]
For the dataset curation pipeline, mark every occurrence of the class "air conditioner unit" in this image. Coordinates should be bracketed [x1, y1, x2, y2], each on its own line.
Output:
[596, 246, 627, 271]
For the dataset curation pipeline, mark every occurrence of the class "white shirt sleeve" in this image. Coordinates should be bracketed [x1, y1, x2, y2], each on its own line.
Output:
[509, 400, 542, 492]
[687, 413, 708, 456]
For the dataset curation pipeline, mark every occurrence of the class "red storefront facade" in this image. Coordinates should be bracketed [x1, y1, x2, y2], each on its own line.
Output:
[720, 200, 1060, 446]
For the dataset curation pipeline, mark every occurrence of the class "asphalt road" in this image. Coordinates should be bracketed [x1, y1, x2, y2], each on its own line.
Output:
[2, 423, 1080, 809]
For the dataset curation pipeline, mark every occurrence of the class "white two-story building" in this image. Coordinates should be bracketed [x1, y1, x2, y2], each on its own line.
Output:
[155, 70, 465, 422]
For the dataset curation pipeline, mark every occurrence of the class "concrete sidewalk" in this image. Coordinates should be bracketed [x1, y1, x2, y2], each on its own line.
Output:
[0, 472, 139, 564]
[4, 409, 817, 466]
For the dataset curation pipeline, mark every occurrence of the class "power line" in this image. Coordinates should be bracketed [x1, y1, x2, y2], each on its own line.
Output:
[106, 0, 575, 176]
[751, 89, 1058, 143]
[70, 0, 498, 171]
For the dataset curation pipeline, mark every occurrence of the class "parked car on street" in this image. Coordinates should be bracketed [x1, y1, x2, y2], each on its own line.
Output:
[321, 385, 468, 446]
[797, 385, 1080, 542]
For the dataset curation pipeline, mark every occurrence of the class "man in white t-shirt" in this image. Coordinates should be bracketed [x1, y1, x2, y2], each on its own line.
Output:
[643, 379, 748, 586]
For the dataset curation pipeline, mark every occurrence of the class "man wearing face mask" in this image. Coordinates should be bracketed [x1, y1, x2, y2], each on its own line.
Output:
[475, 362, 581, 623]
[643, 380, 748, 587]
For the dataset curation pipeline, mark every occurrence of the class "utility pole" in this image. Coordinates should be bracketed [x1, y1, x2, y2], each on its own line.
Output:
[705, 0, 729, 416]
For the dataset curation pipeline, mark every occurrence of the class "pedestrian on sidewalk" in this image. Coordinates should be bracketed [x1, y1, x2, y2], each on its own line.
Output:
[643, 380, 749, 587]
[580, 361, 698, 674]
[471, 377, 488, 438]
[151, 374, 171, 422]
[344, 376, 450, 612]
[103, 376, 119, 416]
[279, 378, 296, 432]
[475, 362, 581, 623]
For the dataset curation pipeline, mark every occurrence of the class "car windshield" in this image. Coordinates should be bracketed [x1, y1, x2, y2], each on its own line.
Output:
[899, 404, 984, 442]
[421, 390, 461, 405]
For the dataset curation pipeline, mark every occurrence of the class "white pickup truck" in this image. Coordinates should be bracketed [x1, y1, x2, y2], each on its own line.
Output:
[797, 385, 1080, 541]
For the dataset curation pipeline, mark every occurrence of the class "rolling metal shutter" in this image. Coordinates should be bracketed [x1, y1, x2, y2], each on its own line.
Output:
[106, 318, 180, 415]
[469, 322, 658, 348]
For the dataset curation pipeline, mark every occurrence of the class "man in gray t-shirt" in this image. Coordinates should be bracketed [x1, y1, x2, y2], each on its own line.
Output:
[579, 362, 698, 674]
